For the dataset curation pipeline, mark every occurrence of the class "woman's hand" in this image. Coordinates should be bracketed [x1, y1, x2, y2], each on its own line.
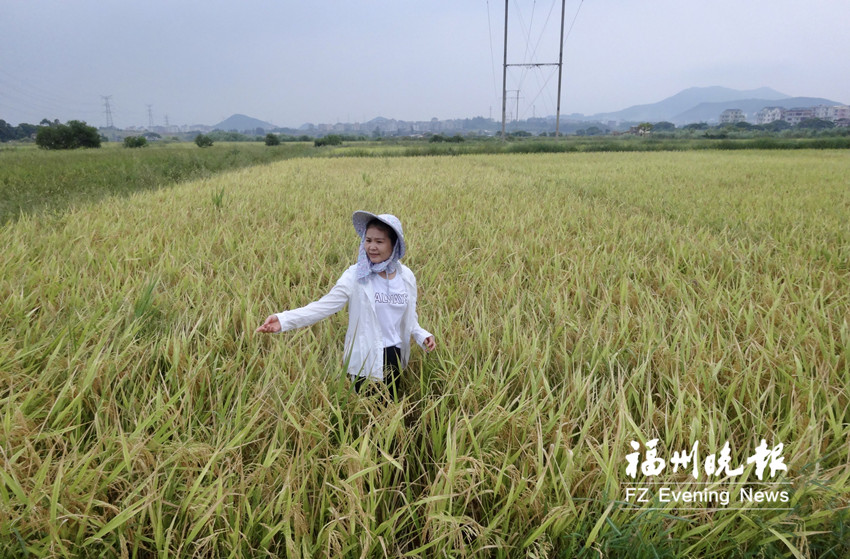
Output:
[255, 315, 281, 333]
[423, 335, 436, 352]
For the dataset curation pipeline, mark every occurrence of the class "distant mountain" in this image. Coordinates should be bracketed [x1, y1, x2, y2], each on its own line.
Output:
[212, 114, 276, 131]
[588, 86, 792, 124]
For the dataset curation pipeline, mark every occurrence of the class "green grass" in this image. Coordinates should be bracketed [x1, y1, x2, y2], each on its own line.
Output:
[0, 141, 313, 224]
[1, 150, 849, 557]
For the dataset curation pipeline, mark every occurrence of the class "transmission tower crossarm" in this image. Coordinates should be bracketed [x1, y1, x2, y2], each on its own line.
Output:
[506, 63, 560, 68]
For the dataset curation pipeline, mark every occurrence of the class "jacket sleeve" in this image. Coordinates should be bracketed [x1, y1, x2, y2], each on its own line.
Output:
[412, 321, 433, 347]
[275, 272, 352, 332]
[407, 270, 433, 347]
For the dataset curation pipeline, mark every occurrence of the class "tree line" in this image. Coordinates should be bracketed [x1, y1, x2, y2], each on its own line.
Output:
[4, 116, 847, 149]
[1, 118, 102, 148]
[0, 119, 41, 142]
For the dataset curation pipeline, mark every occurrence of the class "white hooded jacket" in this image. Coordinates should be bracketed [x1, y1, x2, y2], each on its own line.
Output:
[274, 263, 432, 380]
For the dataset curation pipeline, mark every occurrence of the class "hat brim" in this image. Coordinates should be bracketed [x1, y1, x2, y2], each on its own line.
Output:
[352, 211, 380, 237]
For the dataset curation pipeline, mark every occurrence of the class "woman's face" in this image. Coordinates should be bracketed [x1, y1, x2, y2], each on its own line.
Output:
[364, 226, 394, 264]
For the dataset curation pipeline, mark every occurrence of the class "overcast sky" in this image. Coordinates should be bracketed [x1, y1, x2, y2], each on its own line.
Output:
[2, 0, 848, 128]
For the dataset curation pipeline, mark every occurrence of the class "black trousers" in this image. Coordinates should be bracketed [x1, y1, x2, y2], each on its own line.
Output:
[353, 346, 402, 399]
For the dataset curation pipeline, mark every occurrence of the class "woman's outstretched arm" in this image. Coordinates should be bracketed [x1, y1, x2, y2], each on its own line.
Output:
[255, 272, 352, 334]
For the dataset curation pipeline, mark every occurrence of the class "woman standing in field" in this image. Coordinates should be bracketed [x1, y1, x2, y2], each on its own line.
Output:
[255, 211, 436, 398]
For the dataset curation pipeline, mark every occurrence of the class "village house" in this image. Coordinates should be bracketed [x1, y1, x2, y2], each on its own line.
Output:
[755, 107, 785, 125]
[732, 104, 850, 126]
[719, 109, 746, 124]
[783, 107, 815, 125]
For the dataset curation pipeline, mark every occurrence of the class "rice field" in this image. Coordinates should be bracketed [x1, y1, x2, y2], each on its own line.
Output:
[1, 149, 849, 557]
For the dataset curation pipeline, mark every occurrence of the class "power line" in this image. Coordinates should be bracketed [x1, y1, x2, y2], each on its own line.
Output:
[563, 0, 584, 45]
[0, 68, 93, 110]
[0, 68, 101, 123]
[486, 1, 500, 99]
[512, 1, 553, 90]
[519, 0, 536, 68]
[531, 1, 560, 64]
[524, 67, 558, 119]
[519, 0, 559, 98]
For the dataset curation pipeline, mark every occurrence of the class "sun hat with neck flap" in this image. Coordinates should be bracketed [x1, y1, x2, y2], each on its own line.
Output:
[352, 211, 406, 281]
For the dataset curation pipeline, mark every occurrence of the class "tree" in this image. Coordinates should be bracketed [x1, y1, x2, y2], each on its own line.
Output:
[68, 121, 101, 147]
[314, 134, 342, 147]
[429, 133, 465, 143]
[0, 119, 14, 142]
[16, 122, 38, 140]
[36, 120, 101, 149]
[264, 133, 281, 146]
[123, 136, 148, 148]
[654, 121, 676, 131]
[36, 125, 68, 149]
[208, 130, 250, 142]
[636, 122, 653, 136]
[195, 134, 214, 148]
[761, 120, 791, 132]
[797, 118, 834, 131]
